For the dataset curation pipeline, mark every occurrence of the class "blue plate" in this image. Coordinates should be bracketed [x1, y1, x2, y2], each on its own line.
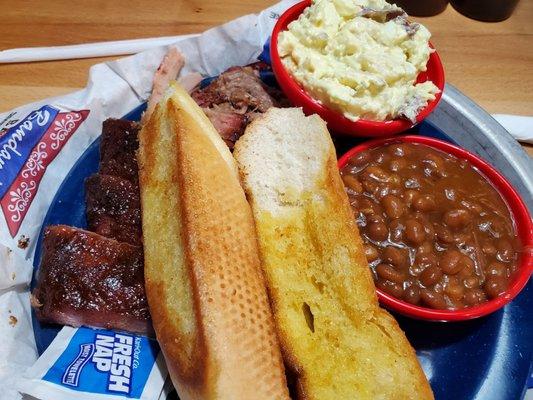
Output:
[31, 103, 532, 400]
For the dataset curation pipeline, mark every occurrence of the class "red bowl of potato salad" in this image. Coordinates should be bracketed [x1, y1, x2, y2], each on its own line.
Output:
[271, 0, 445, 137]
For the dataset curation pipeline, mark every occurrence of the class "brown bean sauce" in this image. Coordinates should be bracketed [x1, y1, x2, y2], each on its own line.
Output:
[340, 142, 521, 310]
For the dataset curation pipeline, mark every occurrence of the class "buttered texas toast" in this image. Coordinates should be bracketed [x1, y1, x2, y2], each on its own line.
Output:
[138, 83, 289, 400]
[234, 108, 434, 400]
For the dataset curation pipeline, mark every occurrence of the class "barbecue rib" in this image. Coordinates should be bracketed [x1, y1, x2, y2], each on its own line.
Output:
[85, 173, 142, 246]
[32, 225, 151, 335]
[99, 118, 140, 183]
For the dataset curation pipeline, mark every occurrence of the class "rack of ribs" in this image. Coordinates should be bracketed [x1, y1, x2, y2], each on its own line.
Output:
[32, 118, 149, 335]
[32, 225, 151, 335]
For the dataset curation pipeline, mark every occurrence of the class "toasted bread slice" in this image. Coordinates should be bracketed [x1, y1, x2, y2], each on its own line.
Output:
[234, 108, 434, 400]
[137, 83, 290, 400]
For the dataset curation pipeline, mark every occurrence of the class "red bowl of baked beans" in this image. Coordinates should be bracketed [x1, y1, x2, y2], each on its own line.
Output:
[338, 135, 532, 321]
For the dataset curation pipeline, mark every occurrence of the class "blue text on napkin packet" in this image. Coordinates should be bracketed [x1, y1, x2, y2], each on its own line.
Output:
[18, 326, 168, 400]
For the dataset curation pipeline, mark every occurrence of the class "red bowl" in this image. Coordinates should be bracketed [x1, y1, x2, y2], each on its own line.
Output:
[271, 0, 445, 137]
[338, 135, 533, 321]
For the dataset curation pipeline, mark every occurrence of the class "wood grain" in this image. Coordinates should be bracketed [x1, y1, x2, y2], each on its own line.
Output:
[0, 0, 531, 154]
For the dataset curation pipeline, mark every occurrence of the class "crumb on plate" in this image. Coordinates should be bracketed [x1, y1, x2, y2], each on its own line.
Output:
[8, 315, 17, 327]
[18, 235, 30, 249]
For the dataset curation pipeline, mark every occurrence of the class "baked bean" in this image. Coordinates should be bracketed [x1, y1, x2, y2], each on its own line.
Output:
[388, 219, 404, 243]
[404, 219, 426, 245]
[420, 289, 447, 309]
[423, 153, 447, 177]
[367, 214, 385, 224]
[508, 263, 518, 275]
[496, 239, 515, 263]
[435, 225, 454, 246]
[376, 280, 405, 298]
[463, 276, 480, 289]
[479, 218, 497, 237]
[413, 253, 438, 275]
[422, 221, 435, 240]
[389, 173, 402, 187]
[401, 189, 419, 208]
[404, 176, 421, 189]
[453, 234, 471, 247]
[403, 285, 421, 304]
[458, 259, 475, 279]
[413, 194, 436, 212]
[342, 174, 363, 194]
[424, 153, 444, 169]
[348, 151, 371, 168]
[364, 245, 380, 263]
[389, 158, 407, 172]
[464, 289, 486, 306]
[439, 250, 465, 275]
[481, 242, 497, 257]
[365, 166, 390, 183]
[420, 265, 443, 287]
[443, 187, 457, 201]
[375, 152, 387, 164]
[445, 279, 465, 301]
[376, 263, 405, 284]
[417, 242, 434, 255]
[485, 262, 507, 278]
[389, 187, 403, 198]
[462, 201, 482, 215]
[484, 276, 508, 299]
[462, 255, 475, 272]
[434, 282, 444, 293]
[358, 198, 380, 216]
[388, 143, 410, 157]
[447, 298, 465, 310]
[362, 179, 380, 195]
[366, 222, 388, 242]
[443, 209, 472, 230]
[409, 264, 423, 277]
[382, 194, 405, 219]
[382, 247, 409, 268]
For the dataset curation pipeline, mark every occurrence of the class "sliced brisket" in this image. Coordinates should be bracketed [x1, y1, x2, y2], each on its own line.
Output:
[191, 66, 287, 148]
[203, 105, 248, 148]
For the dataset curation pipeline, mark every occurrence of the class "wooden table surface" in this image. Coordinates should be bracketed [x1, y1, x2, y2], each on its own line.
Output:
[0, 0, 531, 155]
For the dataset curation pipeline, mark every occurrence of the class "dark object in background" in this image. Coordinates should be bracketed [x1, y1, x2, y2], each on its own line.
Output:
[393, 0, 449, 16]
[450, 0, 520, 21]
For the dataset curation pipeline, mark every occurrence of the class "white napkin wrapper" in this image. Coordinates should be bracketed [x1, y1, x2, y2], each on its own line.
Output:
[16, 326, 167, 400]
[0, 1, 298, 399]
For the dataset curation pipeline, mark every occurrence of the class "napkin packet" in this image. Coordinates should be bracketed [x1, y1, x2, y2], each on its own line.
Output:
[16, 326, 168, 400]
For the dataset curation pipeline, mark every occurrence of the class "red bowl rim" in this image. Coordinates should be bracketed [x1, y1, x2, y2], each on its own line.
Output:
[338, 135, 533, 321]
[270, 0, 445, 137]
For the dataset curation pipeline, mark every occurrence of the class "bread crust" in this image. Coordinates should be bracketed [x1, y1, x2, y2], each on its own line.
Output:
[138, 84, 290, 400]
